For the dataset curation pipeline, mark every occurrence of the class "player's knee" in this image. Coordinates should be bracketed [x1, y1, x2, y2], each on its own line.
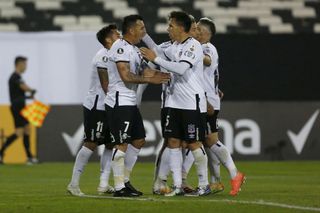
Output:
[131, 139, 145, 149]
[113, 149, 125, 161]
[83, 142, 97, 151]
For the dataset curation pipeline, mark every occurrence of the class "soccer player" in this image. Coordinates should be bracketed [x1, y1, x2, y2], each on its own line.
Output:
[197, 18, 246, 196]
[141, 30, 174, 195]
[141, 11, 210, 196]
[67, 24, 121, 196]
[0, 56, 37, 165]
[105, 15, 170, 197]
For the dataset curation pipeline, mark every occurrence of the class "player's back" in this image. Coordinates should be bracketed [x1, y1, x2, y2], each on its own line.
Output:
[83, 48, 109, 110]
[202, 42, 220, 109]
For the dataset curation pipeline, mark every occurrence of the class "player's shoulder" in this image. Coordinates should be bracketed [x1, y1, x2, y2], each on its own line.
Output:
[159, 40, 173, 49]
[95, 47, 108, 58]
[182, 37, 202, 50]
[110, 39, 131, 52]
[202, 42, 217, 54]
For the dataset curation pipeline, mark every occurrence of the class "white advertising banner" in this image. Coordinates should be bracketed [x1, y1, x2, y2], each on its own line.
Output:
[0, 32, 101, 105]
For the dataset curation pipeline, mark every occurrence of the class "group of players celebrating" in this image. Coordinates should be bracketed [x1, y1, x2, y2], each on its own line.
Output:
[67, 11, 245, 198]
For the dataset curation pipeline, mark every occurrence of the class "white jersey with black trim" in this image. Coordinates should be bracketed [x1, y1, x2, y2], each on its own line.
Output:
[164, 37, 207, 113]
[158, 40, 173, 108]
[83, 47, 109, 111]
[202, 42, 220, 110]
[105, 39, 144, 107]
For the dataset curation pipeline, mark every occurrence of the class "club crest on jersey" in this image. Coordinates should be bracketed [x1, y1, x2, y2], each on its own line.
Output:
[190, 45, 195, 51]
[184, 50, 195, 59]
[102, 56, 108, 62]
[117, 48, 124, 54]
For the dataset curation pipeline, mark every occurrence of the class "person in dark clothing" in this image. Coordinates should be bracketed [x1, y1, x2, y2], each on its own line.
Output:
[0, 56, 38, 165]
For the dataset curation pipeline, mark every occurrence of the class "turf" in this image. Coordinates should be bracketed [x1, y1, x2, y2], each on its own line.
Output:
[0, 161, 319, 213]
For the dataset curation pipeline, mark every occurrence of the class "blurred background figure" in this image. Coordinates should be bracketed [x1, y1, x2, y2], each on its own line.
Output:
[0, 56, 38, 165]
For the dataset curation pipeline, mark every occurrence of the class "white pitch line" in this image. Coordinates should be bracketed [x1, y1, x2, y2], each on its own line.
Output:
[78, 194, 320, 212]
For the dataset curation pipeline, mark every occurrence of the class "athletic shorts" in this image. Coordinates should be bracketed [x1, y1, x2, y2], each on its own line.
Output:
[83, 106, 110, 145]
[160, 107, 169, 137]
[106, 105, 145, 144]
[10, 105, 28, 128]
[164, 108, 205, 143]
[206, 110, 220, 134]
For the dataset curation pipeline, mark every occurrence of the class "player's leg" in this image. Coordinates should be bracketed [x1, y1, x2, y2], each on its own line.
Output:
[184, 110, 210, 196]
[153, 107, 171, 194]
[123, 106, 146, 195]
[181, 146, 195, 193]
[98, 144, 114, 194]
[163, 109, 184, 196]
[67, 107, 100, 196]
[204, 111, 224, 193]
[109, 106, 140, 197]
[205, 110, 245, 196]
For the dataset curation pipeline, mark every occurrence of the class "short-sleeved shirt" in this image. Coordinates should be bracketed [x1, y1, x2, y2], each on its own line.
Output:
[202, 42, 220, 110]
[9, 72, 26, 108]
[105, 39, 144, 107]
[83, 48, 109, 111]
[164, 37, 207, 113]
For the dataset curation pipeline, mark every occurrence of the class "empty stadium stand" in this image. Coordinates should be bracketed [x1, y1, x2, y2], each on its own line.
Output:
[0, 0, 320, 33]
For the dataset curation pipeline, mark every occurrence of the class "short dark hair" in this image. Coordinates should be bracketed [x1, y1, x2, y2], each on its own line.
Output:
[96, 24, 118, 46]
[122, 14, 144, 35]
[15, 56, 27, 65]
[169, 11, 191, 33]
[199, 17, 216, 36]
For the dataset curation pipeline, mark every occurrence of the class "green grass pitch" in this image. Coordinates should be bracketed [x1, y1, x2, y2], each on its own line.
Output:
[0, 161, 320, 213]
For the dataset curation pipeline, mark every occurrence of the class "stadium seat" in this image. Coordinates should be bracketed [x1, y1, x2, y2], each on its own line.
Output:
[0, 0, 319, 33]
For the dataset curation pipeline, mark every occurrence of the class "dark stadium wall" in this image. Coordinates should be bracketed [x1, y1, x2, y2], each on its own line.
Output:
[143, 34, 320, 101]
[37, 102, 320, 162]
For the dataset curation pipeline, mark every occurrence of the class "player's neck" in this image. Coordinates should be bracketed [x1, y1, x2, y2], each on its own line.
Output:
[123, 35, 135, 45]
[177, 34, 190, 44]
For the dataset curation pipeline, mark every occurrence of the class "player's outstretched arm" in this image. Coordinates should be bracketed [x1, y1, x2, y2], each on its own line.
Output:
[116, 62, 170, 84]
[140, 47, 190, 75]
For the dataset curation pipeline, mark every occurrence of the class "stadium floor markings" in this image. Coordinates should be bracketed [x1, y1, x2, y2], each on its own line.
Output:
[79, 194, 320, 212]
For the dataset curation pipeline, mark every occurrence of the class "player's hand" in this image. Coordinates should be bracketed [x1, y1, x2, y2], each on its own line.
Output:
[140, 47, 157, 61]
[218, 89, 224, 100]
[145, 71, 170, 84]
[207, 102, 215, 116]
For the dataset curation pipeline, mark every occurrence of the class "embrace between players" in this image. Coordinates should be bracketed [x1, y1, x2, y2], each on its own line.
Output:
[67, 11, 245, 198]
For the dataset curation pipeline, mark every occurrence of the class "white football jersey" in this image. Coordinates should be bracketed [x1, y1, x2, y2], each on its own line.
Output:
[158, 40, 174, 108]
[202, 42, 220, 110]
[105, 39, 144, 107]
[83, 48, 109, 111]
[164, 37, 207, 113]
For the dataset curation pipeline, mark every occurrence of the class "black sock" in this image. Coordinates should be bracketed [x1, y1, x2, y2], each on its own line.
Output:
[23, 134, 32, 158]
[0, 134, 18, 156]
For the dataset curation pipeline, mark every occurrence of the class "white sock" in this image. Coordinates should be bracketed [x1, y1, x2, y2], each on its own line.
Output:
[70, 146, 93, 186]
[157, 147, 171, 181]
[169, 148, 183, 188]
[112, 149, 126, 191]
[192, 146, 209, 187]
[124, 144, 140, 183]
[99, 147, 113, 188]
[205, 147, 221, 183]
[210, 141, 237, 179]
[182, 149, 194, 181]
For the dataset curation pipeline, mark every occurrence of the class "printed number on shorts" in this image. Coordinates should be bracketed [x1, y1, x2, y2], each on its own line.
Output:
[124, 121, 130, 132]
[96, 121, 103, 132]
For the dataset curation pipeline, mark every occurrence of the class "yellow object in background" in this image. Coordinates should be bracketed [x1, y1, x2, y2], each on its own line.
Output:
[21, 100, 50, 127]
[0, 105, 37, 164]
